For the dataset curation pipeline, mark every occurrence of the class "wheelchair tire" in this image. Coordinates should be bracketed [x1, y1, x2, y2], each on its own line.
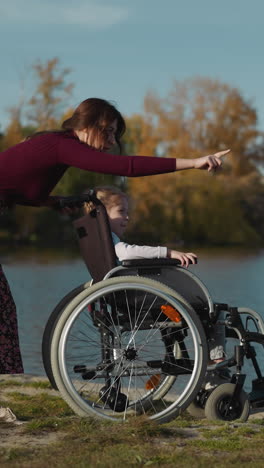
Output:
[204, 383, 250, 422]
[50, 276, 208, 424]
[42, 283, 88, 389]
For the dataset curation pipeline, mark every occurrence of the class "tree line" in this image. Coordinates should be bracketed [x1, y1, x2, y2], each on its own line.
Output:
[1, 58, 264, 248]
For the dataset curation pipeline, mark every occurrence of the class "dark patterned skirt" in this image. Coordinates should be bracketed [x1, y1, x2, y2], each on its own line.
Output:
[0, 265, 24, 374]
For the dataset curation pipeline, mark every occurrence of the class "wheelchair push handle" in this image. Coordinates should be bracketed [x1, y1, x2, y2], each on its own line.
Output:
[54, 191, 102, 210]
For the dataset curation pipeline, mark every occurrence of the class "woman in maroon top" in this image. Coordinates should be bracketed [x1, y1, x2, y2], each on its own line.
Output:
[0, 97, 229, 377]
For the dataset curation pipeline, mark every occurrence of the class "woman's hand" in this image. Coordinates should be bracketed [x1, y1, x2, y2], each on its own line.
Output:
[168, 250, 197, 267]
[193, 149, 230, 172]
[60, 206, 81, 216]
[47, 197, 81, 215]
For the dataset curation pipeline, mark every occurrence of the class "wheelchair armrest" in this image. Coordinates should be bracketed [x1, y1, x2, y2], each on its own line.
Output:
[121, 258, 182, 268]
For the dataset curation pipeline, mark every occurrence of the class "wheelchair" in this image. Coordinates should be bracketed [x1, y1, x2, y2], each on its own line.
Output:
[42, 193, 264, 424]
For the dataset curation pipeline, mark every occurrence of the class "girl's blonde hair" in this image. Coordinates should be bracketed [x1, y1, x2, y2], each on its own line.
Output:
[83, 186, 128, 214]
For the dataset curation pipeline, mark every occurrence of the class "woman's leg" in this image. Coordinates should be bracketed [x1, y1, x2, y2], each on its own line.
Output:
[0, 265, 24, 374]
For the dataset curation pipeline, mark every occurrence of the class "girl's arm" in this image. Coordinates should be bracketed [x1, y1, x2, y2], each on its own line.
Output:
[115, 242, 167, 261]
[115, 242, 197, 267]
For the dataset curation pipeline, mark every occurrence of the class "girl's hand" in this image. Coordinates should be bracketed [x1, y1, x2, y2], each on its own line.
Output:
[168, 250, 197, 267]
[194, 149, 230, 172]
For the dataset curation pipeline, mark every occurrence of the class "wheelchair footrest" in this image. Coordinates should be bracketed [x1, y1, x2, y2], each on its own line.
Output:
[147, 359, 193, 375]
[162, 359, 193, 375]
[250, 397, 264, 408]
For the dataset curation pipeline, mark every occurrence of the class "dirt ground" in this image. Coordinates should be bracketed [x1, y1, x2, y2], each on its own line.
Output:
[1, 374, 264, 450]
[0, 374, 66, 449]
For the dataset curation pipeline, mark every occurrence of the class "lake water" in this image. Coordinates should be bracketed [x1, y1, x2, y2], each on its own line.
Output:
[3, 247, 264, 391]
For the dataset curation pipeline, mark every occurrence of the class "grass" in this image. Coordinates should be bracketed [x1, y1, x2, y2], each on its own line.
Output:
[1, 379, 264, 467]
[0, 380, 52, 390]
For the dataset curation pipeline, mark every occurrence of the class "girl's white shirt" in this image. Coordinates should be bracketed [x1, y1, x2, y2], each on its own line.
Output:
[112, 232, 167, 261]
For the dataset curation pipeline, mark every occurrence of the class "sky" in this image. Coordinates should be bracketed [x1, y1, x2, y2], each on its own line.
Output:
[1, 0, 264, 131]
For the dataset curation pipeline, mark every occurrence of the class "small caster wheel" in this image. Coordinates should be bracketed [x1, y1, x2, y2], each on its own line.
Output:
[204, 383, 250, 422]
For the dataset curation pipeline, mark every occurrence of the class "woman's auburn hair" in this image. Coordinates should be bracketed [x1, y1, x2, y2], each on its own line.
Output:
[62, 98, 126, 151]
[27, 98, 126, 151]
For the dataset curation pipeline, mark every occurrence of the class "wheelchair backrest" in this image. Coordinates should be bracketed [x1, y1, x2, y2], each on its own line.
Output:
[73, 203, 117, 283]
[73, 195, 213, 314]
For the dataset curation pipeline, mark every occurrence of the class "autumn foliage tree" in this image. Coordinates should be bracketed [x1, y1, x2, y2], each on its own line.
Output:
[26, 57, 74, 130]
[2, 106, 24, 150]
[125, 78, 264, 246]
[1, 58, 75, 242]
[2, 57, 74, 149]
[136, 78, 263, 175]
[2, 69, 264, 246]
[1, 57, 122, 243]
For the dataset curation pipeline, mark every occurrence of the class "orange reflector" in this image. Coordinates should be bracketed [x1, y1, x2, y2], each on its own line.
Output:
[145, 374, 161, 390]
[161, 305, 181, 322]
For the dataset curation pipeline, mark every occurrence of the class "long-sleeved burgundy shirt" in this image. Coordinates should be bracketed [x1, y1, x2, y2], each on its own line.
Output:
[0, 131, 176, 206]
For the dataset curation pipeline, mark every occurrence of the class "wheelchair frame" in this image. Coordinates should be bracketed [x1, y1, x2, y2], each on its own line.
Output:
[42, 193, 264, 423]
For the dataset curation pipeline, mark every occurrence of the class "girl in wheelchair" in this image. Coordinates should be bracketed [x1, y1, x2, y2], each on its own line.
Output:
[83, 185, 226, 368]
[86, 186, 197, 267]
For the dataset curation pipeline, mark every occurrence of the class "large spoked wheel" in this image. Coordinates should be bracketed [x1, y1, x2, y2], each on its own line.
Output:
[204, 383, 250, 422]
[50, 276, 208, 424]
[42, 283, 88, 389]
